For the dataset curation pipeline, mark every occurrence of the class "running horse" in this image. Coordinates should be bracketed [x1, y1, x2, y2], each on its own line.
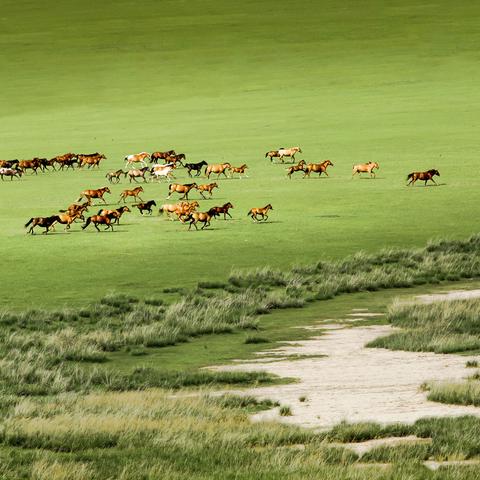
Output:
[56, 211, 85, 230]
[278, 147, 302, 163]
[119, 186, 144, 203]
[159, 201, 199, 220]
[352, 161, 379, 178]
[303, 160, 334, 178]
[82, 215, 115, 232]
[286, 160, 306, 179]
[247, 204, 273, 222]
[166, 183, 198, 200]
[133, 200, 157, 215]
[184, 160, 208, 177]
[0, 167, 23, 180]
[265, 150, 280, 162]
[25, 215, 60, 234]
[127, 167, 150, 182]
[407, 169, 440, 186]
[229, 164, 248, 178]
[97, 206, 131, 224]
[185, 208, 220, 230]
[210, 202, 234, 219]
[205, 163, 231, 179]
[106, 169, 127, 184]
[125, 152, 150, 168]
[150, 150, 176, 163]
[197, 182, 219, 199]
[77, 187, 111, 205]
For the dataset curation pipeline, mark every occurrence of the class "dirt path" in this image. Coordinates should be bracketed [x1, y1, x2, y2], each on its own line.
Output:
[216, 323, 480, 428]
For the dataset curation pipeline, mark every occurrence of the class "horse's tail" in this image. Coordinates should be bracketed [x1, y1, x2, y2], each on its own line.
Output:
[265, 152, 268, 158]
[406, 173, 413, 180]
[82, 217, 91, 230]
[25, 218, 33, 228]
[76, 195, 83, 202]
[247, 209, 252, 217]
[97, 209, 103, 215]
[59, 209, 67, 212]
[159, 207, 164, 215]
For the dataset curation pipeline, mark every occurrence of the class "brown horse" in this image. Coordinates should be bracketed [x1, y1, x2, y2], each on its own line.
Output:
[265, 150, 280, 162]
[303, 160, 334, 178]
[78, 154, 104, 168]
[151, 150, 176, 163]
[127, 167, 150, 183]
[82, 215, 114, 232]
[97, 206, 131, 224]
[166, 183, 198, 200]
[352, 161, 379, 178]
[185, 209, 220, 230]
[205, 163, 231, 179]
[133, 200, 157, 215]
[106, 169, 127, 184]
[25, 215, 60, 234]
[18, 159, 41, 174]
[60, 201, 90, 217]
[210, 202, 234, 219]
[119, 186, 144, 203]
[248, 204, 273, 222]
[286, 160, 306, 179]
[197, 182, 218, 199]
[229, 164, 248, 178]
[77, 187, 111, 205]
[56, 212, 85, 230]
[159, 201, 199, 220]
[407, 169, 440, 186]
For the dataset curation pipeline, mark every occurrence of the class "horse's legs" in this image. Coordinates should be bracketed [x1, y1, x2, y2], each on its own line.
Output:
[200, 191, 207, 200]
[431, 178, 438, 185]
[94, 223, 100, 232]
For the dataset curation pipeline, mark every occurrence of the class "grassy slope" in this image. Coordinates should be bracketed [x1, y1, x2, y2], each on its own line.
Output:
[1, 0, 480, 308]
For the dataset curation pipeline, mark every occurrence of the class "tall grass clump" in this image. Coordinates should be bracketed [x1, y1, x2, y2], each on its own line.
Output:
[424, 380, 480, 407]
[368, 297, 480, 353]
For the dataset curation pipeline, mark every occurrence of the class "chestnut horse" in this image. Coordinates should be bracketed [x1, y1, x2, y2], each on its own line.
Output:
[303, 160, 334, 178]
[407, 169, 440, 186]
[166, 183, 198, 200]
[286, 160, 306, 179]
[210, 202, 234, 219]
[82, 215, 114, 232]
[56, 211, 85, 230]
[60, 201, 90, 217]
[229, 164, 248, 178]
[352, 161, 379, 178]
[205, 163, 231, 179]
[97, 206, 131, 224]
[151, 150, 176, 163]
[159, 201, 199, 220]
[265, 150, 280, 162]
[25, 215, 60, 234]
[186, 208, 220, 230]
[77, 187, 111, 205]
[197, 182, 218, 199]
[119, 186, 144, 203]
[248, 204, 273, 222]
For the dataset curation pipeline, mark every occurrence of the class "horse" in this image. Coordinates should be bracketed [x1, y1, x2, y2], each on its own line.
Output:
[151, 150, 176, 163]
[352, 161, 379, 178]
[82, 215, 114, 232]
[56, 211, 85, 230]
[184, 160, 208, 177]
[286, 160, 306, 179]
[265, 150, 280, 162]
[248, 204, 273, 222]
[166, 183, 198, 200]
[159, 201, 199, 220]
[133, 200, 157, 215]
[150, 163, 175, 181]
[303, 160, 334, 178]
[127, 167, 150, 183]
[119, 186, 144, 203]
[78, 154, 104, 168]
[34, 158, 53, 172]
[407, 169, 440, 186]
[77, 187, 111, 205]
[229, 164, 248, 178]
[97, 206, 131, 224]
[210, 202, 234, 219]
[60, 201, 90, 217]
[0, 160, 19, 169]
[197, 182, 218, 199]
[278, 147, 302, 163]
[106, 169, 127, 184]
[0, 167, 23, 180]
[185, 209, 220, 230]
[168, 153, 186, 165]
[125, 152, 150, 168]
[18, 159, 41, 174]
[205, 163, 231, 179]
[25, 215, 60, 234]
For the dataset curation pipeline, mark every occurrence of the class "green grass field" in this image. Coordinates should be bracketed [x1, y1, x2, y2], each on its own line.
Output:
[1, 0, 480, 308]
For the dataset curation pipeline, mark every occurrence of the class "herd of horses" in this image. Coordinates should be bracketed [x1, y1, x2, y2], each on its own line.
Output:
[9, 146, 441, 234]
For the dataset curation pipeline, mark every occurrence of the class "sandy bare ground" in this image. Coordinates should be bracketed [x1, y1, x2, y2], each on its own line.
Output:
[215, 323, 480, 429]
[416, 289, 480, 303]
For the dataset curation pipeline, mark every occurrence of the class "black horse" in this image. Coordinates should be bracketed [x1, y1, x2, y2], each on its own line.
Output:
[184, 160, 208, 177]
[133, 200, 157, 215]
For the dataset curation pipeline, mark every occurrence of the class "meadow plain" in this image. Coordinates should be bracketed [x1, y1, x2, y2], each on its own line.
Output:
[1, 0, 480, 308]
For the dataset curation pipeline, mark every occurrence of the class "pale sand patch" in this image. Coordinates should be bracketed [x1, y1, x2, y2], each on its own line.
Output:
[416, 289, 480, 303]
[337, 435, 431, 456]
[214, 324, 480, 428]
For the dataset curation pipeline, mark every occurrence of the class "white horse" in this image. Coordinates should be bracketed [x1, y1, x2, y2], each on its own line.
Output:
[150, 163, 175, 181]
[278, 146, 302, 163]
[124, 152, 150, 168]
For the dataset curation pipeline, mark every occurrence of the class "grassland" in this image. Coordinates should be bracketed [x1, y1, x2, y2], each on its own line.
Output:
[1, 0, 480, 308]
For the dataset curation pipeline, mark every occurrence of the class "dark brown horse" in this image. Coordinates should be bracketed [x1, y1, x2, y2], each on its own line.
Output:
[167, 183, 198, 200]
[82, 215, 114, 232]
[18, 159, 41, 174]
[303, 160, 334, 178]
[133, 200, 157, 215]
[151, 150, 176, 163]
[407, 169, 440, 186]
[25, 215, 60, 234]
[97, 206, 131, 224]
[248, 204, 273, 222]
[210, 202, 234, 219]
